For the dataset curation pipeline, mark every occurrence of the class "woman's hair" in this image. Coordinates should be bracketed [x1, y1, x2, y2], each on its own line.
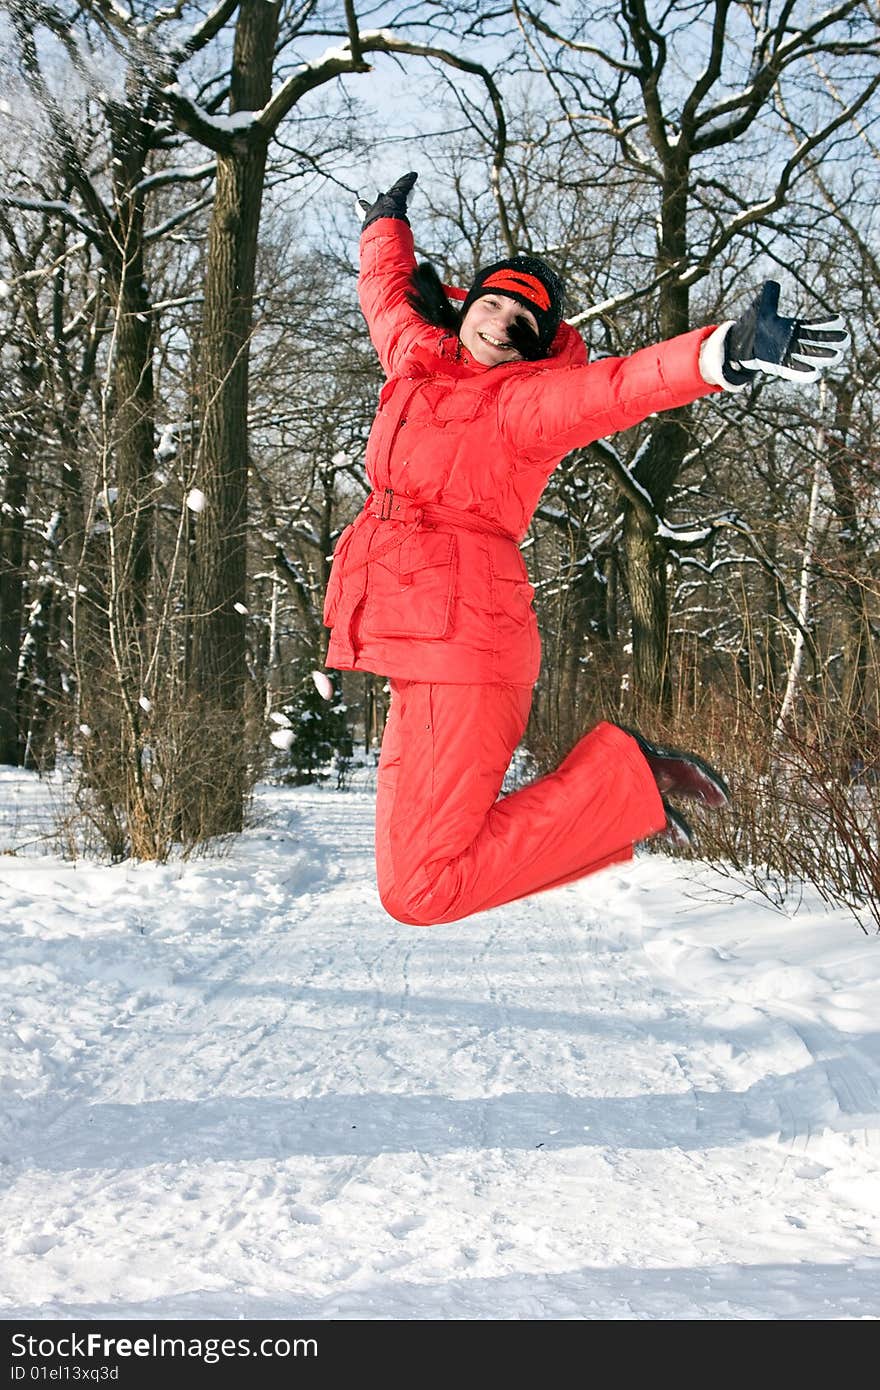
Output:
[406, 262, 463, 334]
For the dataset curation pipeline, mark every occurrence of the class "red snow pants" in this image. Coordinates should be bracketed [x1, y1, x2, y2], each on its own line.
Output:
[375, 680, 667, 926]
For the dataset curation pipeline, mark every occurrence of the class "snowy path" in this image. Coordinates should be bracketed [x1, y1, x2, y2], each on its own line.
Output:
[1, 776, 879, 1319]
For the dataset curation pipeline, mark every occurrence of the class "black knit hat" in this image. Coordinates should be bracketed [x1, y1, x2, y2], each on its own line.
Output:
[406, 255, 565, 361]
[461, 255, 565, 355]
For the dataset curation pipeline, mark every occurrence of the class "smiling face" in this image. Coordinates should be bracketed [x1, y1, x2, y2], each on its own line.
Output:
[458, 294, 540, 366]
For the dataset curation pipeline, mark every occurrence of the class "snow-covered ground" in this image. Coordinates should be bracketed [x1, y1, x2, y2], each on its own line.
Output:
[1, 767, 879, 1320]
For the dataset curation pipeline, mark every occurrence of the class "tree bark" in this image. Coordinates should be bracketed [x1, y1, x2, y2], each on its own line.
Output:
[623, 162, 691, 712]
[105, 90, 157, 667]
[186, 0, 280, 837]
[623, 511, 671, 717]
[825, 380, 877, 742]
[0, 412, 31, 764]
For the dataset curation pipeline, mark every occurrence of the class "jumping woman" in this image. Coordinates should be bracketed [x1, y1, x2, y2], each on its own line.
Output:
[322, 173, 847, 926]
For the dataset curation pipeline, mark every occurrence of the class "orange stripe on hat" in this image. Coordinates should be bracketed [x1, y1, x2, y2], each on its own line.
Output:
[481, 270, 551, 312]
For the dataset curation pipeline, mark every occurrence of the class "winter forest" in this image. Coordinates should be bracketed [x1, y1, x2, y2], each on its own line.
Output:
[1, 0, 879, 921]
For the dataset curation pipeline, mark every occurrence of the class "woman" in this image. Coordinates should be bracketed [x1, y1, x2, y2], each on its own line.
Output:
[323, 173, 847, 926]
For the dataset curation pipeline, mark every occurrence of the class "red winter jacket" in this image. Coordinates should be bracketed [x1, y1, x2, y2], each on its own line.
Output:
[324, 218, 719, 686]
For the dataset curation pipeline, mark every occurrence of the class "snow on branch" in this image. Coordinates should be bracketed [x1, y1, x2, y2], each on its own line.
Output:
[62, 289, 100, 341]
[0, 195, 102, 246]
[251, 41, 374, 138]
[14, 238, 88, 285]
[656, 520, 717, 546]
[159, 85, 243, 153]
[665, 508, 817, 654]
[78, 0, 139, 49]
[144, 195, 214, 241]
[159, 33, 370, 152]
[691, 2, 878, 153]
[139, 2, 188, 37]
[173, 0, 239, 62]
[567, 268, 675, 326]
[586, 435, 658, 525]
[135, 162, 216, 194]
[273, 544, 310, 598]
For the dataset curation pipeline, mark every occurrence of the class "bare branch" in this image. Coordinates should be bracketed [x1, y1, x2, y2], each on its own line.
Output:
[354, 33, 512, 250]
[174, 0, 240, 59]
[512, 0, 641, 74]
[0, 195, 102, 247]
[680, 69, 880, 286]
[144, 195, 214, 241]
[680, 0, 732, 138]
[135, 162, 217, 195]
[344, 0, 363, 68]
[7, 3, 113, 243]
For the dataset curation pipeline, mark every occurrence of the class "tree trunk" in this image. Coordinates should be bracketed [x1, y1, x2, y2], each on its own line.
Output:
[556, 551, 616, 734]
[19, 578, 59, 770]
[623, 507, 671, 717]
[825, 380, 877, 747]
[106, 100, 155, 666]
[0, 333, 41, 764]
[0, 427, 29, 764]
[186, 0, 279, 838]
[624, 164, 691, 712]
[70, 93, 158, 846]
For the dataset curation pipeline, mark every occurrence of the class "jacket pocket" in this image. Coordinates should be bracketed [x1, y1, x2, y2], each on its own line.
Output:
[323, 524, 355, 627]
[490, 542, 535, 626]
[363, 530, 458, 640]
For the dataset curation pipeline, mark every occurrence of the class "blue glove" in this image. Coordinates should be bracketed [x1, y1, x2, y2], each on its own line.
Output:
[724, 281, 849, 386]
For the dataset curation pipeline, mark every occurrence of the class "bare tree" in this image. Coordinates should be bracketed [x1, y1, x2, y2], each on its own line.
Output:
[2, 0, 512, 843]
[509, 0, 880, 707]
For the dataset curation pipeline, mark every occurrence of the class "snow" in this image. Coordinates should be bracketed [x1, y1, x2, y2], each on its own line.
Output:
[305, 46, 352, 69]
[657, 522, 714, 545]
[311, 671, 334, 701]
[357, 29, 403, 45]
[186, 489, 206, 513]
[3, 200, 102, 245]
[137, 164, 216, 195]
[154, 426, 177, 462]
[204, 111, 260, 133]
[1, 767, 879, 1320]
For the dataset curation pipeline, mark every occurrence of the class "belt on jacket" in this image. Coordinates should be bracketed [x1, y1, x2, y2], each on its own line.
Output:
[366, 488, 514, 538]
[340, 489, 517, 577]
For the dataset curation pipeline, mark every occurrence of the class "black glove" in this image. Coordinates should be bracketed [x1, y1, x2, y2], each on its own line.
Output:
[723, 281, 849, 386]
[356, 172, 418, 230]
[505, 314, 545, 361]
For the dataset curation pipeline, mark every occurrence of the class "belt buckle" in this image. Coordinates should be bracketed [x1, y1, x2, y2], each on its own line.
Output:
[379, 487, 394, 520]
